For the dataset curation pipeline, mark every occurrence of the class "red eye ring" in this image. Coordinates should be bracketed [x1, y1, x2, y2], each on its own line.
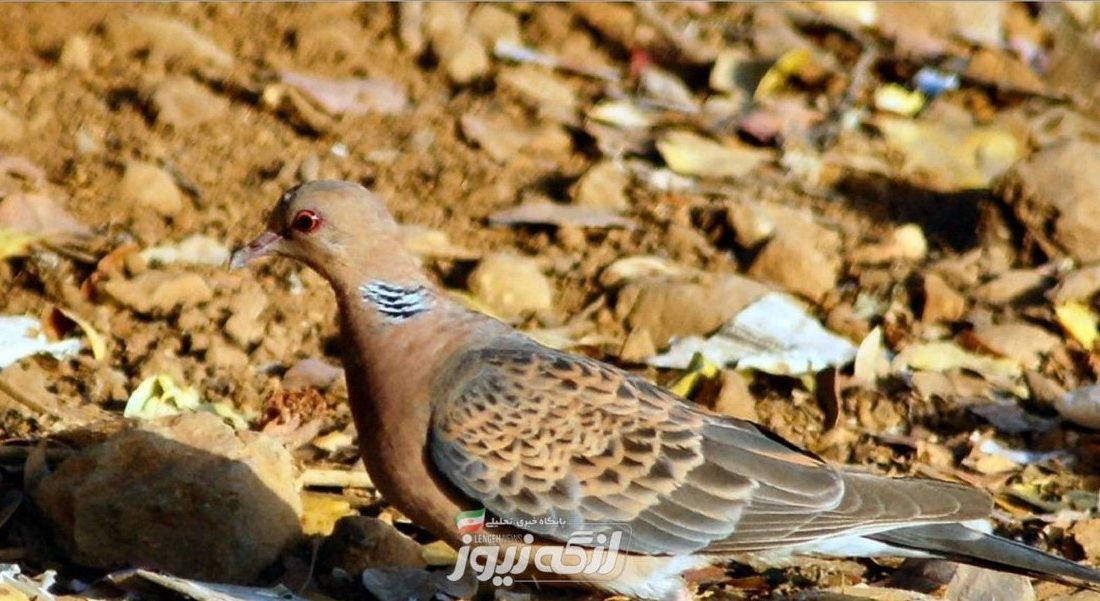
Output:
[291, 210, 321, 234]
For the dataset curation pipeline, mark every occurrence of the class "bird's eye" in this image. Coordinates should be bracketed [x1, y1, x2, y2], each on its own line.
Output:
[291, 210, 321, 234]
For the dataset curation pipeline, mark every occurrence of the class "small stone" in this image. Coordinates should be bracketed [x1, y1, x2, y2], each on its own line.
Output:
[421, 3, 493, 85]
[75, 128, 102, 155]
[295, 21, 360, 63]
[615, 273, 770, 351]
[225, 286, 269, 348]
[747, 234, 839, 302]
[850, 223, 928, 264]
[0, 106, 25, 143]
[284, 358, 344, 391]
[1050, 264, 1100, 304]
[31, 413, 301, 583]
[105, 14, 233, 68]
[460, 113, 571, 163]
[1073, 519, 1100, 560]
[469, 4, 522, 45]
[443, 33, 489, 85]
[726, 199, 776, 248]
[972, 268, 1048, 305]
[207, 340, 249, 370]
[119, 161, 184, 217]
[997, 140, 1100, 263]
[102, 271, 214, 315]
[468, 253, 555, 319]
[317, 516, 426, 577]
[572, 161, 629, 211]
[971, 322, 1060, 370]
[922, 273, 967, 323]
[498, 66, 578, 124]
[150, 76, 229, 128]
[59, 35, 92, 71]
[713, 371, 757, 421]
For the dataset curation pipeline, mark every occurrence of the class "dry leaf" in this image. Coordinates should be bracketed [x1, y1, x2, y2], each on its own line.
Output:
[894, 341, 1022, 380]
[300, 492, 356, 536]
[1055, 301, 1099, 349]
[657, 130, 772, 179]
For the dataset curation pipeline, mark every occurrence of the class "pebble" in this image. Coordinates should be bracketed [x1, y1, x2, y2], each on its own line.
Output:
[317, 516, 426, 577]
[106, 14, 233, 68]
[748, 234, 839, 302]
[283, 358, 344, 391]
[207, 339, 249, 369]
[921, 273, 967, 323]
[971, 268, 1048, 305]
[615, 273, 769, 355]
[0, 106, 24, 143]
[971, 322, 1060, 370]
[225, 286, 269, 348]
[119, 161, 184, 217]
[31, 413, 301, 583]
[1050, 264, 1100, 304]
[997, 140, 1100, 263]
[572, 160, 629, 211]
[499, 66, 578, 124]
[295, 20, 361, 63]
[468, 253, 555, 319]
[424, 4, 489, 85]
[59, 34, 92, 71]
[713, 371, 758, 421]
[150, 76, 229, 128]
[102, 270, 214, 316]
[726, 199, 777, 248]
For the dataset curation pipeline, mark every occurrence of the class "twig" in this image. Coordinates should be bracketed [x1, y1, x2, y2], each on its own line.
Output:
[298, 467, 374, 490]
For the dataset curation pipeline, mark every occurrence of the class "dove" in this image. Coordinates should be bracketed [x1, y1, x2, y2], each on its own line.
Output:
[231, 180, 1100, 600]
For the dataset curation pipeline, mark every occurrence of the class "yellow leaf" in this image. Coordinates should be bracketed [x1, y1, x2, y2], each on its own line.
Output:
[1056, 302, 1099, 349]
[810, 1, 878, 26]
[657, 130, 771, 179]
[0, 229, 38, 260]
[57, 307, 107, 361]
[873, 84, 925, 116]
[669, 353, 719, 398]
[124, 374, 202, 419]
[300, 492, 356, 536]
[755, 47, 811, 100]
[420, 539, 459, 566]
[896, 341, 1021, 379]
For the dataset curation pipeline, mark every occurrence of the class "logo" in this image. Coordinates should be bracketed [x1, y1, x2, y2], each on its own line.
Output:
[447, 510, 627, 586]
[454, 508, 486, 534]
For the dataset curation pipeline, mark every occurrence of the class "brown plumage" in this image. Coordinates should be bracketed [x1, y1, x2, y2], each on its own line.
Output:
[231, 181, 1100, 601]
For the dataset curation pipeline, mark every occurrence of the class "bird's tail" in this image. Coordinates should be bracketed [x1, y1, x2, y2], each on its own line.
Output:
[870, 523, 1100, 589]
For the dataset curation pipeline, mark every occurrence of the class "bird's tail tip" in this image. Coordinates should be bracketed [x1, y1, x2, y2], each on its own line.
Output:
[870, 522, 1100, 590]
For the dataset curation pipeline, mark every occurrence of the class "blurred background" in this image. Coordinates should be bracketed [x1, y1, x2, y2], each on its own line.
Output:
[2, 3, 1100, 600]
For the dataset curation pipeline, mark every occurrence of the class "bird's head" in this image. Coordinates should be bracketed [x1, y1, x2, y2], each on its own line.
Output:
[230, 180, 406, 280]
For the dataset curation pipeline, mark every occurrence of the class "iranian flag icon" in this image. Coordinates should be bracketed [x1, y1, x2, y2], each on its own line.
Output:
[455, 508, 486, 533]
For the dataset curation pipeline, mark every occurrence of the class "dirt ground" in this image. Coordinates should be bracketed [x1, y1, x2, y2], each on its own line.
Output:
[3, 3, 1100, 601]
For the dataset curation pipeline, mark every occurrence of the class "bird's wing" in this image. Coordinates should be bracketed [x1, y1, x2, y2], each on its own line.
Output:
[430, 346, 990, 555]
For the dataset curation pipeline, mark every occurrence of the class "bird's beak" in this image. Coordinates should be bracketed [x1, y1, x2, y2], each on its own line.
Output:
[229, 230, 284, 269]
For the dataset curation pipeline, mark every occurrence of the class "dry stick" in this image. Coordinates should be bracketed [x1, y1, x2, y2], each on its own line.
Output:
[298, 467, 374, 490]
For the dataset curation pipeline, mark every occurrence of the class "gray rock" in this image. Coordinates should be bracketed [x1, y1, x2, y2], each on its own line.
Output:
[32, 413, 302, 583]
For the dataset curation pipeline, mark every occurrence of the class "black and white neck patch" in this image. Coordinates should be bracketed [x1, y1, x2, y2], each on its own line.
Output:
[360, 281, 435, 323]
